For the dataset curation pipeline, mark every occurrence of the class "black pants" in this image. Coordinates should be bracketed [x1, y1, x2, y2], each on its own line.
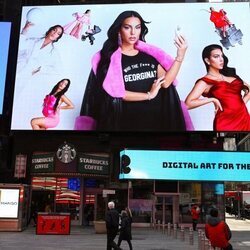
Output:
[107, 230, 120, 250]
[192, 219, 198, 231]
[223, 243, 233, 250]
[118, 238, 133, 250]
[213, 243, 233, 250]
[28, 213, 37, 225]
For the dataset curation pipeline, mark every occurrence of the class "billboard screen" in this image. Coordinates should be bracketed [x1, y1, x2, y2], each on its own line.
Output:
[119, 149, 250, 182]
[0, 22, 11, 114]
[11, 3, 250, 131]
[0, 188, 20, 218]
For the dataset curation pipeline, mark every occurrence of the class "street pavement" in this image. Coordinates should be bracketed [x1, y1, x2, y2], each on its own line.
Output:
[0, 214, 249, 250]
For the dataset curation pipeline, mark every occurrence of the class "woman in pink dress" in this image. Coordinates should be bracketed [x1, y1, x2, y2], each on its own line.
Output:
[63, 9, 91, 39]
[31, 79, 74, 130]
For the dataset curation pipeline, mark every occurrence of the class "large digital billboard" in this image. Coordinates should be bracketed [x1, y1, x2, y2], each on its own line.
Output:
[0, 22, 11, 114]
[119, 149, 250, 182]
[11, 3, 250, 131]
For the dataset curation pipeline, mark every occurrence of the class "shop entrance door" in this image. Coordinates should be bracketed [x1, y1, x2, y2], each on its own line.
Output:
[32, 190, 55, 213]
[83, 188, 104, 226]
[153, 194, 179, 228]
[83, 194, 95, 226]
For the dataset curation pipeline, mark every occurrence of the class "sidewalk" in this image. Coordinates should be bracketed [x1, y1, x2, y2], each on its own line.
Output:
[225, 214, 250, 250]
[0, 216, 249, 250]
[0, 226, 197, 250]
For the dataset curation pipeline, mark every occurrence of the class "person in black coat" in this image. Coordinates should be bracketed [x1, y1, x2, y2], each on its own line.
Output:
[118, 210, 133, 250]
[105, 201, 122, 250]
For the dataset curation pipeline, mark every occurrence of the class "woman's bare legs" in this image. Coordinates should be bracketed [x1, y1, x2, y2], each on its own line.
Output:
[30, 117, 47, 130]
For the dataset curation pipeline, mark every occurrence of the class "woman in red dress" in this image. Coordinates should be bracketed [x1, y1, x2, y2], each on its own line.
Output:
[185, 44, 250, 131]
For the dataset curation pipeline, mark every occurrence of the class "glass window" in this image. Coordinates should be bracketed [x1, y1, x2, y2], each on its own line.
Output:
[202, 182, 225, 222]
[179, 182, 201, 223]
[129, 180, 153, 223]
[31, 177, 81, 220]
[32, 177, 56, 190]
[179, 181, 225, 223]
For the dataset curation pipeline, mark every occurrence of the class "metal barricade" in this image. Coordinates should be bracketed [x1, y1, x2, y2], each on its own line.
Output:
[173, 223, 177, 239]
[189, 227, 194, 245]
[157, 220, 161, 231]
[180, 225, 185, 241]
[200, 232, 206, 250]
[198, 229, 202, 249]
[204, 238, 210, 250]
[167, 222, 171, 236]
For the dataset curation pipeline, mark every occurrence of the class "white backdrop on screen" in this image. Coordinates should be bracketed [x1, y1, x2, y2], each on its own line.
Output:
[11, 2, 250, 131]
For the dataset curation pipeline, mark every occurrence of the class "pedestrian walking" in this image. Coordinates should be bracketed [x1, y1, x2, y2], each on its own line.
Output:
[105, 201, 122, 250]
[118, 210, 133, 250]
[125, 207, 133, 223]
[205, 208, 233, 250]
[29, 201, 38, 226]
[191, 204, 200, 231]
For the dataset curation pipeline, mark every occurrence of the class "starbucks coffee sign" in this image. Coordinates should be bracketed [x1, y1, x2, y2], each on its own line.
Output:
[31, 153, 54, 173]
[56, 142, 76, 163]
[78, 153, 109, 175]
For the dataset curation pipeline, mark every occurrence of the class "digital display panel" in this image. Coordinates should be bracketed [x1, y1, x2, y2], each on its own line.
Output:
[0, 22, 11, 114]
[11, 3, 250, 131]
[0, 188, 20, 218]
[215, 183, 224, 195]
[68, 177, 80, 191]
[119, 149, 250, 182]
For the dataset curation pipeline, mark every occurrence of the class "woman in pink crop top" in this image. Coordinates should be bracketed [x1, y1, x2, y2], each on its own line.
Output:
[30, 78, 74, 130]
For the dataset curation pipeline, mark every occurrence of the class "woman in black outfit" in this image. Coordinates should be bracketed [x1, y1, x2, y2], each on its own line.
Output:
[118, 210, 133, 250]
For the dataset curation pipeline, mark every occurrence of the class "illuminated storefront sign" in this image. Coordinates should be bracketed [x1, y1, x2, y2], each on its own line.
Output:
[56, 143, 76, 164]
[119, 149, 250, 181]
[78, 153, 109, 175]
[0, 189, 20, 218]
[31, 153, 54, 173]
[36, 213, 71, 235]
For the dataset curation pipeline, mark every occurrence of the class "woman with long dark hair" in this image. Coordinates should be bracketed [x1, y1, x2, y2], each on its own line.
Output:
[117, 210, 133, 250]
[31, 79, 74, 130]
[185, 44, 250, 131]
[75, 10, 193, 131]
[18, 24, 64, 76]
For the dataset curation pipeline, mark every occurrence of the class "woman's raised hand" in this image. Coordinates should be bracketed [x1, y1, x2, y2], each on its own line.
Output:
[21, 21, 34, 35]
[174, 34, 188, 62]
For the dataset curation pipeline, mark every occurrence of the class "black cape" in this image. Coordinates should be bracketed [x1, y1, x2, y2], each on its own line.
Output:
[80, 70, 186, 131]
